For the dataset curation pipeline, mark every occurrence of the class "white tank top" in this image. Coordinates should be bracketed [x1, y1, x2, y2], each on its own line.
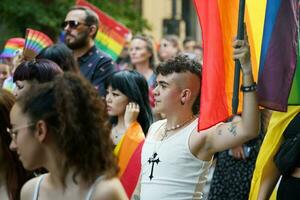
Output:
[32, 174, 104, 200]
[140, 118, 212, 200]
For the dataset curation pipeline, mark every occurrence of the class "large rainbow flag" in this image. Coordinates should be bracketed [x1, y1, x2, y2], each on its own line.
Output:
[257, 0, 300, 112]
[194, 0, 263, 130]
[76, 0, 131, 61]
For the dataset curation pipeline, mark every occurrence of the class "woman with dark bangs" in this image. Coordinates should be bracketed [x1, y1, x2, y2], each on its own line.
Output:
[12, 59, 63, 99]
[9, 73, 127, 200]
[106, 70, 153, 198]
[0, 89, 31, 200]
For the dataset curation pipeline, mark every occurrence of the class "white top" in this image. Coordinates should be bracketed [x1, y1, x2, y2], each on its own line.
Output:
[32, 174, 104, 200]
[140, 118, 212, 200]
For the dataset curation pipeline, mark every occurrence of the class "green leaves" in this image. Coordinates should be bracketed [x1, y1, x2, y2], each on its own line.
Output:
[0, 0, 150, 48]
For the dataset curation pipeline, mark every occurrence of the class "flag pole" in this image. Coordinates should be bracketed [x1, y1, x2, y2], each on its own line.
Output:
[232, 0, 246, 114]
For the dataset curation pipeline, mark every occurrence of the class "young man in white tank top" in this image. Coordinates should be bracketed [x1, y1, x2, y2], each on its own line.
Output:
[131, 37, 259, 200]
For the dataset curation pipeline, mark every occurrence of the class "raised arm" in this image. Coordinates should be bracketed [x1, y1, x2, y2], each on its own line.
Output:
[205, 36, 259, 154]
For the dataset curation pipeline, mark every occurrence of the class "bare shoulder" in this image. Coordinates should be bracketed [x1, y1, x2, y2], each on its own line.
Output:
[21, 175, 43, 200]
[189, 124, 215, 160]
[93, 177, 128, 200]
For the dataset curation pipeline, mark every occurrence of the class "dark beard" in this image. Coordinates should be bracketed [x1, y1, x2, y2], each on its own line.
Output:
[65, 31, 89, 50]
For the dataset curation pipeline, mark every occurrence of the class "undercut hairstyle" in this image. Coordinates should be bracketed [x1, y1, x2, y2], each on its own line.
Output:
[13, 59, 63, 83]
[0, 89, 30, 200]
[36, 44, 79, 73]
[69, 6, 99, 39]
[131, 34, 156, 69]
[16, 73, 118, 186]
[106, 70, 153, 134]
[156, 54, 202, 115]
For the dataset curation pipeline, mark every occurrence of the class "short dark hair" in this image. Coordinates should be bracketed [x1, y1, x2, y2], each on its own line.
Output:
[69, 6, 99, 39]
[156, 54, 202, 114]
[106, 70, 153, 134]
[13, 59, 63, 83]
[36, 44, 79, 73]
[17, 73, 118, 185]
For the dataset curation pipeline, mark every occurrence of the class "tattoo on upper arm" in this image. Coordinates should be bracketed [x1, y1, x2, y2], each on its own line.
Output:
[228, 123, 237, 136]
[217, 129, 222, 135]
[133, 195, 140, 200]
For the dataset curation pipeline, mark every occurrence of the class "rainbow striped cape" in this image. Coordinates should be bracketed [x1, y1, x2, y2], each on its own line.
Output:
[76, 0, 131, 61]
[114, 122, 144, 198]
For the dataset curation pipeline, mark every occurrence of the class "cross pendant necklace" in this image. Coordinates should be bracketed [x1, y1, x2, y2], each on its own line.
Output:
[148, 152, 160, 180]
[147, 116, 195, 181]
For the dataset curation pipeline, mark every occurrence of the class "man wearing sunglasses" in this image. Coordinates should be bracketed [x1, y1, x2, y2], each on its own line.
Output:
[63, 6, 115, 96]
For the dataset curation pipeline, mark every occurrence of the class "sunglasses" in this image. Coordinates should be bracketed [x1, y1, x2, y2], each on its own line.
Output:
[61, 20, 89, 29]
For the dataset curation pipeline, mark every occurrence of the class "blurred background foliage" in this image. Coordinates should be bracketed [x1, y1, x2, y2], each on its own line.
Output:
[0, 0, 151, 47]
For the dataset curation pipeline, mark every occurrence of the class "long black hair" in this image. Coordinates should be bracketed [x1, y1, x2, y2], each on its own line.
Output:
[107, 70, 153, 134]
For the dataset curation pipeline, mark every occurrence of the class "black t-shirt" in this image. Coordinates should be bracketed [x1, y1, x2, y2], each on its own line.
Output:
[283, 112, 300, 167]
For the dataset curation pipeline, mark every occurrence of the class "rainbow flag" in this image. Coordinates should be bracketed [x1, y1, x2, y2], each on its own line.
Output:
[257, 0, 299, 112]
[0, 38, 25, 58]
[249, 106, 300, 200]
[23, 28, 53, 61]
[194, 0, 262, 130]
[76, 0, 131, 61]
[113, 121, 144, 198]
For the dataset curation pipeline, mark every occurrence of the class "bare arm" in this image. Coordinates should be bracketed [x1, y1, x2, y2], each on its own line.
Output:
[257, 161, 281, 200]
[205, 37, 259, 154]
[94, 178, 128, 200]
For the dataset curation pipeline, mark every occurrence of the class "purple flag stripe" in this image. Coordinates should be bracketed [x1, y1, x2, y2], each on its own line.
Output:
[257, 0, 299, 112]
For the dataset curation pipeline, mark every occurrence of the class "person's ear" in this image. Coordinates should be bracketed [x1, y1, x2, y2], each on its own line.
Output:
[180, 89, 191, 105]
[35, 120, 48, 143]
[89, 25, 97, 37]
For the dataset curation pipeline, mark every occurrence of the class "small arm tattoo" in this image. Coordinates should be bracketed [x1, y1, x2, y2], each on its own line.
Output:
[228, 123, 237, 136]
[218, 129, 222, 135]
[132, 195, 140, 200]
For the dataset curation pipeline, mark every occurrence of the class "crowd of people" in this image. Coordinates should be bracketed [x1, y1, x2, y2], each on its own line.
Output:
[0, 5, 299, 200]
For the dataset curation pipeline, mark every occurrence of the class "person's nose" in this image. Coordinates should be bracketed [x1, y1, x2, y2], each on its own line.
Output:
[9, 139, 17, 152]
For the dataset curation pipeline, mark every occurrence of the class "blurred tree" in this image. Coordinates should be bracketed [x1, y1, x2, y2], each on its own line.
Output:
[0, 0, 150, 48]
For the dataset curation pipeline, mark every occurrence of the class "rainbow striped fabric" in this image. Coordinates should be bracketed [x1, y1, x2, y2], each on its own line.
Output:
[113, 121, 144, 198]
[194, 0, 262, 130]
[194, 0, 299, 130]
[76, 0, 131, 61]
[257, 0, 299, 112]
[23, 28, 53, 61]
[0, 38, 25, 58]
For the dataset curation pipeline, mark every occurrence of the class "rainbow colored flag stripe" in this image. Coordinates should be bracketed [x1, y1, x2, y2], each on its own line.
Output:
[0, 38, 25, 58]
[257, 0, 299, 112]
[113, 121, 144, 198]
[76, 0, 131, 61]
[23, 28, 53, 60]
[194, 0, 262, 130]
